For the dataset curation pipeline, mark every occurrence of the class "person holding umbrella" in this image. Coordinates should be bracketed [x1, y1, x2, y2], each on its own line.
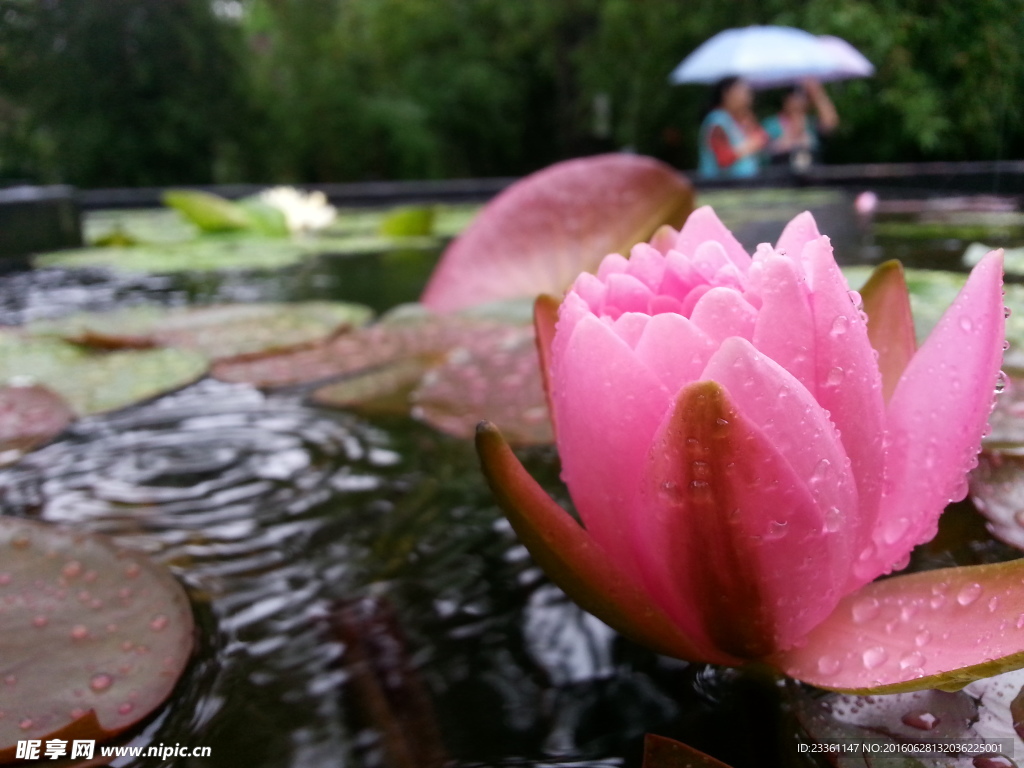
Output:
[761, 78, 839, 171]
[698, 77, 769, 179]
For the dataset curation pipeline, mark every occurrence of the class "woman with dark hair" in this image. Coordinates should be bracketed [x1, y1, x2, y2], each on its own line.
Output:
[762, 78, 839, 171]
[698, 76, 768, 179]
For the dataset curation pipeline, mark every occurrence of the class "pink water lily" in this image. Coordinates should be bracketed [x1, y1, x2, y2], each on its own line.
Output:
[477, 207, 1019, 693]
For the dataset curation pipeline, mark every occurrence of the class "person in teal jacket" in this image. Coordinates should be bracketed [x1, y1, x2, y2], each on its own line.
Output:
[698, 77, 768, 179]
[762, 79, 839, 171]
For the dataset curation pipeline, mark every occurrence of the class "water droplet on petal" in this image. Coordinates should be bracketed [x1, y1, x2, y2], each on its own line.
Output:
[817, 656, 841, 675]
[117, 702, 134, 716]
[852, 597, 881, 623]
[996, 371, 1008, 394]
[824, 506, 842, 533]
[70, 625, 89, 640]
[31, 615, 48, 628]
[826, 367, 845, 387]
[830, 315, 849, 337]
[89, 673, 113, 693]
[960, 317, 974, 332]
[149, 614, 169, 632]
[61, 561, 82, 579]
[19, 718, 32, 730]
[957, 582, 982, 606]
[915, 630, 932, 647]
[862, 647, 888, 669]
[899, 651, 925, 670]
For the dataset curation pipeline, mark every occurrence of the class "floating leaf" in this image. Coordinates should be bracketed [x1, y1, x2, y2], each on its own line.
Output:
[844, 266, 1024, 368]
[29, 302, 373, 361]
[642, 733, 734, 768]
[33, 235, 440, 275]
[235, 198, 290, 237]
[0, 385, 74, 458]
[0, 333, 207, 415]
[0, 517, 194, 762]
[162, 189, 253, 233]
[421, 154, 694, 312]
[789, 684, 983, 768]
[409, 324, 551, 445]
[379, 206, 435, 238]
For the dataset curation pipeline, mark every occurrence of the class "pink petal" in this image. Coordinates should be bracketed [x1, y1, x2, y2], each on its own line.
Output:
[689, 287, 757, 344]
[679, 284, 712, 317]
[751, 254, 815, 391]
[626, 243, 667, 291]
[597, 252, 630, 280]
[775, 211, 822, 263]
[533, 295, 559, 437]
[649, 225, 680, 255]
[702, 337, 859, 584]
[673, 206, 751, 273]
[633, 313, 716, 392]
[775, 559, 1024, 693]
[421, 154, 694, 311]
[551, 314, 671, 571]
[476, 422, 714, 663]
[633, 381, 849, 657]
[608, 312, 650, 348]
[571, 272, 607, 313]
[804, 237, 887, 579]
[605, 273, 654, 317]
[690, 241, 734, 283]
[662, 251, 704, 302]
[862, 250, 1005, 581]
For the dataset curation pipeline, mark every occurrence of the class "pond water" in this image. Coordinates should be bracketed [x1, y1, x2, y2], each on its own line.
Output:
[2, 191, 1024, 768]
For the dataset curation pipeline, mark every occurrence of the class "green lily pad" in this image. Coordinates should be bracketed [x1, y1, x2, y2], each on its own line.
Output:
[28, 302, 373, 361]
[966, 243, 1024, 276]
[0, 385, 74, 461]
[33, 234, 441, 275]
[0, 517, 194, 762]
[163, 190, 254, 233]
[379, 206, 435, 238]
[0, 333, 208, 415]
[844, 266, 1024, 368]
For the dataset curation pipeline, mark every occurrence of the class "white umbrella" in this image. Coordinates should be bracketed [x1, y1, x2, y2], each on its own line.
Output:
[669, 26, 873, 88]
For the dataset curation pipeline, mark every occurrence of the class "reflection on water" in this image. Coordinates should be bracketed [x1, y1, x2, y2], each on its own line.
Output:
[0, 378, 777, 767]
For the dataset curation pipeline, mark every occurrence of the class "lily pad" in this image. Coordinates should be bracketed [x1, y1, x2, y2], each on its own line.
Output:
[967, 243, 1024, 276]
[420, 154, 694, 312]
[0, 333, 208, 415]
[790, 684, 986, 768]
[409, 324, 551, 445]
[844, 266, 1024, 367]
[0, 517, 194, 762]
[28, 302, 373, 361]
[0, 385, 74, 460]
[32, 235, 440, 275]
[379, 206, 435, 238]
[163, 189, 291, 237]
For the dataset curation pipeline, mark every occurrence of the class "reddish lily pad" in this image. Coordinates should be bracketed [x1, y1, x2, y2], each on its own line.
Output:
[409, 324, 551, 445]
[0, 385, 74, 459]
[642, 733, 734, 768]
[0, 332, 208, 416]
[420, 154, 694, 312]
[29, 302, 373, 361]
[0, 517, 194, 762]
[302, 316, 551, 444]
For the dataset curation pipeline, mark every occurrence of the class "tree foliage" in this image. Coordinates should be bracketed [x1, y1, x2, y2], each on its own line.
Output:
[0, 0, 1021, 186]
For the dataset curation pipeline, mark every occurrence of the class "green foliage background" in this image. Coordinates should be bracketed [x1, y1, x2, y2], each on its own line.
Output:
[1, 0, 1022, 187]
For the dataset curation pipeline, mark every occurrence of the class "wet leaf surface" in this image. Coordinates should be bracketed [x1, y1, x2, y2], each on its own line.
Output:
[421, 154, 694, 312]
[0, 517, 194, 762]
[33, 235, 442, 275]
[642, 733, 734, 768]
[0, 385, 74, 459]
[0, 332, 208, 415]
[215, 312, 550, 444]
[28, 302, 373, 361]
